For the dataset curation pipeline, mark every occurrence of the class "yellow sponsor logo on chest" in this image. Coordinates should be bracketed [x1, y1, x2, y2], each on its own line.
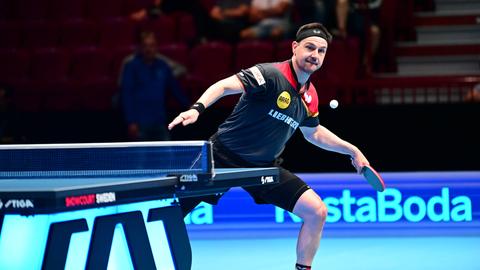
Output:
[277, 91, 291, 109]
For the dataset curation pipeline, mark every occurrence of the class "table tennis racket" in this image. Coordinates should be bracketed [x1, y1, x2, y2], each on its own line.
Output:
[361, 165, 385, 192]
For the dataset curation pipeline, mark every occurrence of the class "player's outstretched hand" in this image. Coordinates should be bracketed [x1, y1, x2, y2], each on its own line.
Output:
[350, 151, 370, 174]
[168, 109, 199, 130]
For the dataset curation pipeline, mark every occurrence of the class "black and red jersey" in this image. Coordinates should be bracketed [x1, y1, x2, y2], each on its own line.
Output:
[214, 60, 320, 165]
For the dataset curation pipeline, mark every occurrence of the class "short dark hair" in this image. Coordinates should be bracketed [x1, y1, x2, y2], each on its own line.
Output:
[296, 22, 332, 43]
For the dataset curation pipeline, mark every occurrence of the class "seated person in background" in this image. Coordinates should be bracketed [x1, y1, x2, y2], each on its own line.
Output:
[326, 0, 381, 73]
[130, 0, 165, 21]
[240, 0, 293, 40]
[130, 0, 212, 42]
[209, 0, 250, 43]
[464, 84, 480, 102]
[119, 31, 190, 141]
[294, 0, 329, 27]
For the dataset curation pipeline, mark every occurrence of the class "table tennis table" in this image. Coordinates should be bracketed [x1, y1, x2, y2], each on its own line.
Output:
[0, 141, 279, 270]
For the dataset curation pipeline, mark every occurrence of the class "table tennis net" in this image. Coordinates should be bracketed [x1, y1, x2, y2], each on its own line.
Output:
[0, 141, 213, 178]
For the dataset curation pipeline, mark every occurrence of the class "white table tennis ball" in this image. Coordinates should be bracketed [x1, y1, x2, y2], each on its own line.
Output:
[329, 99, 339, 109]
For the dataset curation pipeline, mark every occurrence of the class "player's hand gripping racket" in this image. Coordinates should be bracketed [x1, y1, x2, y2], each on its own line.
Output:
[361, 165, 385, 192]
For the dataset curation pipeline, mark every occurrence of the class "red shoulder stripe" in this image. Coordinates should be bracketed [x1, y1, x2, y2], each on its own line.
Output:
[273, 61, 297, 89]
[301, 84, 319, 117]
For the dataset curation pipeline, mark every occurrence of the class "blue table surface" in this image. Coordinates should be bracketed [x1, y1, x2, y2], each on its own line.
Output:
[0, 168, 276, 192]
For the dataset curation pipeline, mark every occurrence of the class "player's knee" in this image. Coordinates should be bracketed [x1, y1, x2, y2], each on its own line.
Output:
[314, 201, 328, 222]
[303, 201, 328, 224]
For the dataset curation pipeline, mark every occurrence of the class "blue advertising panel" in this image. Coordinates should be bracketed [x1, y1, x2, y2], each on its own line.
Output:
[1, 171, 478, 269]
[0, 199, 178, 270]
[185, 171, 480, 238]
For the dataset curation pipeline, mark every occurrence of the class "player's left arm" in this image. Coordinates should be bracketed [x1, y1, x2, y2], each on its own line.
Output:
[300, 125, 369, 173]
[168, 75, 244, 130]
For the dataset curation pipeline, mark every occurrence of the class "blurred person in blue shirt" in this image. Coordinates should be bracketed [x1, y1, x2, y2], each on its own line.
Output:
[119, 31, 190, 141]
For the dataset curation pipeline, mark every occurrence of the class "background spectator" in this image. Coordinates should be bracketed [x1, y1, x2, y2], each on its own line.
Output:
[325, 0, 382, 74]
[129, 0, 165, 21]
[208, 0, 250, 43]
[119, 31, 190, 141]
[240, 0, 293, 40]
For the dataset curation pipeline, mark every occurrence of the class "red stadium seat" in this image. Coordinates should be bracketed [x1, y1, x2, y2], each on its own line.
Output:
[0, 0, 15, 21]
[60, 19, 98, 48]
[123, 0, 151, 15]
[20, 48, 74, 111]
[0, 48, 40, 111]
[14, 0, 50, 21]
[310, 38, 361, 105]
[187, 41, 233, 103]
[175, 12, 197, 43]
[22, 21, 60, 49]
[190, 41, 233, 83]
[0, 22, 22, 49]
[70, 46, 112, 82]
[85, 0, 125, 19]
[234, 41, 275, 70]
[49, 0, 86, 21]
[137, 16, 176, 44]
[68, 46, 116, 110]
[98, 17, 136, 48]
[0, 49, 41, 111]
[29, 47, 70, 83]
[158, 43, 189, 68]
[321, 38, 360, 82]
[275, 39, 294, 62]
[198, 0, 216, 12]
[0, 49, 30, 85]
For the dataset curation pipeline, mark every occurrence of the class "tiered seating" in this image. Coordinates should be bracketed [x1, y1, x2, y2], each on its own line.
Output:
[85, 0, 125, 19]
[22, 21, 59, 49]
[60, 19, 98, 48]
[98, 17, 136, 48]
[13, 0, 50, 21]
[0, 22, 22, 48]
[234, 41, 275, 70]
[0, 0, 372, 112]
[70, 46, 117, 110]
[49, 0, 86, 21]
[137, 16, 176, 44]
[185, 41, 233, 106]
[0, 49, 30, 85]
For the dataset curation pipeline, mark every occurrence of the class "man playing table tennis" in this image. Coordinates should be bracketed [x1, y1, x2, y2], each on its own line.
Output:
[169, 22, 370, 270]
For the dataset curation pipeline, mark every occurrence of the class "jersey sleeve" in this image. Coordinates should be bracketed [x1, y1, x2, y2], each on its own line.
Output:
[300, 116, 319, 127]
[236, 65, 270, 95]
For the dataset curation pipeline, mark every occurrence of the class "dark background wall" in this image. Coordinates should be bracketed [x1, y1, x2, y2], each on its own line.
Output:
[11, 102, 479, 173]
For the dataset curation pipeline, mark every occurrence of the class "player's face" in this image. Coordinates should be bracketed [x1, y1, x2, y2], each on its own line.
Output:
[293, 37, 328, 74]
[141, 35, 157, 61]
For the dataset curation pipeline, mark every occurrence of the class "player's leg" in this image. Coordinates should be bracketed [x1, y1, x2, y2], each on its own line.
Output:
[243, 168, 325, 269]
[179, 138, 233, 216]
[179, 194, 224, 217]
[292, 189, 328, 268]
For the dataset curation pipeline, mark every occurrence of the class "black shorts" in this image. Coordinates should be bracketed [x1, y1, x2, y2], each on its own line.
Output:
[179, 137, 311, 215]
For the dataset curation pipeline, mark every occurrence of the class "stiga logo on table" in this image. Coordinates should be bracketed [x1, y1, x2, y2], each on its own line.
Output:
[0, 199, 34, 209]
[277, 91, 291, 109]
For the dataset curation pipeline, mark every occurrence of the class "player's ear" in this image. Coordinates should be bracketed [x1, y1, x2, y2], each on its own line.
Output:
[292, 41, 298, 55]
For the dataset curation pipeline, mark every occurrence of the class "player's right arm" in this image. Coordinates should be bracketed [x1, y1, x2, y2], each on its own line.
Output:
[168, 75, 244, 130]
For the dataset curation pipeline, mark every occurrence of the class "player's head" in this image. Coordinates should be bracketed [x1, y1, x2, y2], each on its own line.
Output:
[292, 23, 332, 74]
[139, 31, 158, 62]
